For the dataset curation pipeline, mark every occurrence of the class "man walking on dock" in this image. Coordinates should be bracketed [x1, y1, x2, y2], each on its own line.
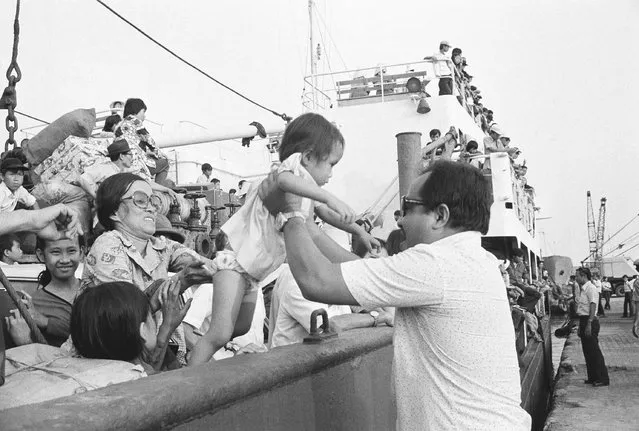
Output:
[575, 267, 609, 387]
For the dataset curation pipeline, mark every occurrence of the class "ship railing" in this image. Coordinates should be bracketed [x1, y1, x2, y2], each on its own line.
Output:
[302, 59, 469, 111]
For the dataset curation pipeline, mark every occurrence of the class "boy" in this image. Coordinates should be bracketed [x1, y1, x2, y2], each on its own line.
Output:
[0, 234, 23, 265]
[0, 157, 38, 213]
[196, 163, 213, 184]
[462, 140, 484, 170]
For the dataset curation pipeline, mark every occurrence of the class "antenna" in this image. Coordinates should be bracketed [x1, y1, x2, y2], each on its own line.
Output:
[586, 191, 597, 264]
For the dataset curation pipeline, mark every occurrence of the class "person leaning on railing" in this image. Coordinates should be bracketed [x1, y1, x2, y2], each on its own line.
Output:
[424, 40, 454, 96]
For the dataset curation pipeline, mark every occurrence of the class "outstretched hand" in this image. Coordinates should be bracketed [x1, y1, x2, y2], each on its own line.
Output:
[178, 258, 215, 288]
[31, 204, 83, 241]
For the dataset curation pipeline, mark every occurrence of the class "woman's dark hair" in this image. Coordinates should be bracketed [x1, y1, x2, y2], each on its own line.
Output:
[419, 160, 492, 235]
[466, 140, 478, 152]
[36, 235, 84, 287]
[123, 98, 147, 118]
[102, 114, 122, 133]
[71, 282, 150, 361]
[278, 113, 344, 162]
[96, 172, 146, 231]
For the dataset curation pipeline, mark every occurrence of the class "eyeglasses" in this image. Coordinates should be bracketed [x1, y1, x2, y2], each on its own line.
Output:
[122, 191, 162, 210]
[401, 195, 428, 217]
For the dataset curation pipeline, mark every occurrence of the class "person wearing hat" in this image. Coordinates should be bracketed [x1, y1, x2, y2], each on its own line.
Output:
[0, 157, 38, 212]
[77, 139, 133, 200]
[482, 124, 519, 171]
[78, 139, 176, 201]
[154, 213, 186, 244]
[424, 41, 453, 96]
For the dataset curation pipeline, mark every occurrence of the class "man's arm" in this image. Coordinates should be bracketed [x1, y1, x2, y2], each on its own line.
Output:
[283, 217, 359, 305]
[331, 309, 394, 333]
[0, 204, 82, 238]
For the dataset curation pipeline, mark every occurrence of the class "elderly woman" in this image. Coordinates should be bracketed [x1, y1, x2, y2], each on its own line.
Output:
[81, 173, 212, 361]
[82, 172, 211, 292]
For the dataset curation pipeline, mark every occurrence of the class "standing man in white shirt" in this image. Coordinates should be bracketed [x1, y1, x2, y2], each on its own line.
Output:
[424, 40, 454, 95]
[262, 160, 531, 430]
[575, 267, 609, 386]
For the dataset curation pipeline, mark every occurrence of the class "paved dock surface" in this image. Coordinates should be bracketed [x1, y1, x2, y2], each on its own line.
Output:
[545, 297, 639, 430]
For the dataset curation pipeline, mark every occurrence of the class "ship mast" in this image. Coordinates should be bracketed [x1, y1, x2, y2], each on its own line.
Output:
[308, 0, 318, 108]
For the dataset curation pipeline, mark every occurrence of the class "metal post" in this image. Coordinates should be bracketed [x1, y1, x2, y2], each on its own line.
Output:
[395, 132, 422, 205]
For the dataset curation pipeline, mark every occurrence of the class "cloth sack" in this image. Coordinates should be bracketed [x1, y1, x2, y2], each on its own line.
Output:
[23, 108, 96, 166]
[0, 343, 146, 410]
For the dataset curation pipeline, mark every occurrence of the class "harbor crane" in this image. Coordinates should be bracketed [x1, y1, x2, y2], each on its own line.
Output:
[585, 191, 607, 272]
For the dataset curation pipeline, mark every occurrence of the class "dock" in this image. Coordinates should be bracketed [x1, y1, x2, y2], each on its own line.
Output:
[545, 297, 639, 430]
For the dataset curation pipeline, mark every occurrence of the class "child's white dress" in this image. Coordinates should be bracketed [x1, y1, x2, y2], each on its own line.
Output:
[219, 153, 315, 289]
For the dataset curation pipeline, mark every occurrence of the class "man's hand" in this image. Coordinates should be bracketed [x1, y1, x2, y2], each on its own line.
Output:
[29, 204, 83, 240]
[378, 308, 395, 327]
[585, 321, 592, 337]
[6, 309, 33, 346]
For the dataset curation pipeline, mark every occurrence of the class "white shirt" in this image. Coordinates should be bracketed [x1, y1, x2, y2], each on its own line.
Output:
[576, 281, 598, 316]
[0, 182, 36, 212]
[195, 174, 211, 184]
[592, 279, 602, 294]
[269, 265, 351, 348]
[182, 283, 266, 359]
[341, 231, 530, 431]
[431, 51, 452, 77]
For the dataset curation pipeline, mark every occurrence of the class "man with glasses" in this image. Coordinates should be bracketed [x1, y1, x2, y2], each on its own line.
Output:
[262, 160, 530, 430]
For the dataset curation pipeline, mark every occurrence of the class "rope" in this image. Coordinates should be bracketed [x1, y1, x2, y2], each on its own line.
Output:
[95, 0, 291, 122]
[1, 0, 22, 151]
[15, 110, 49, 125]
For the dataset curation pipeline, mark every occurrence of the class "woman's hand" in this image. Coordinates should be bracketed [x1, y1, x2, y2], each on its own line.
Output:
[325, 195, 356, 225]
[160, 277, 192, 332]
[178, 258, 215, 288]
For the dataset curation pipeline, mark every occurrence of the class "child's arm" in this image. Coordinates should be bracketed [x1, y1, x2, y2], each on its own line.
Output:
[277, 171, 355, 224]
[315, 205, 381, 253]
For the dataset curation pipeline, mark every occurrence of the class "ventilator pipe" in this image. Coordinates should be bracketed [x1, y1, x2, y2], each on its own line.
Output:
[395, 132, 422, 202]
[155, 124, 286, 149]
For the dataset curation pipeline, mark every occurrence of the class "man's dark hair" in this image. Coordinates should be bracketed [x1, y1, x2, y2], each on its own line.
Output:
[202, 163, 212, 172]
[96, 172, 146, 231]
[419, 160, 492, 235]
[109, 152, 123, 163]
[576, 267, 592, 281]
[123, 98, 147, 118]
[466, 140, 478, 152]
[229, 188, 237, 194]
[210, 178, 220, 184]
[0, 234, 20, 260]
[71, 282, 150, 361]
[103, 114, 122, 133]
[429, 129, 441, 139]
[512, 248, 525, 258]
[238, 180, 246, 188]
[393, 210, 401, 217]
[452, 48, 462, 56]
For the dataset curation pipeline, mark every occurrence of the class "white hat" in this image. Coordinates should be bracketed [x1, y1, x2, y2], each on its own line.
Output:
[489, 124, 503, 135]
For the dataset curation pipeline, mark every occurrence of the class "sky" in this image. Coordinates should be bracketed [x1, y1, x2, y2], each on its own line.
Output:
[0, 0, 638, 264]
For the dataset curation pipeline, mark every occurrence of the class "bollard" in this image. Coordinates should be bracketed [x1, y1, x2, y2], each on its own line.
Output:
[395, 132, 422, 204]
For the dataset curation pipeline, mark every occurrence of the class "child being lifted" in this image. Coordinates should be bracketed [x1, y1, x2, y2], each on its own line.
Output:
[189, 113, 379, 364]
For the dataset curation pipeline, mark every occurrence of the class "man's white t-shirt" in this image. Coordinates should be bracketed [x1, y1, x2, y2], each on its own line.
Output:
[269, 265, 351, 348]
[341, 231, 530, 431]
[195, 174, 210, 184]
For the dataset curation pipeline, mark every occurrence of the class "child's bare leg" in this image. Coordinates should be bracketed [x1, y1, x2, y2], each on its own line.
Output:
[232, 291, 257, 338]
[189, 270, 248, 365]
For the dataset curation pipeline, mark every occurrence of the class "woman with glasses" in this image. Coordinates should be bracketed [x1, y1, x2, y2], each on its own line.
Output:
[80, 173, 214, 364]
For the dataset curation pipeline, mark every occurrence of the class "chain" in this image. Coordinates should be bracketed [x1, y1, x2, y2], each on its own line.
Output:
[2, 0, 22, 152]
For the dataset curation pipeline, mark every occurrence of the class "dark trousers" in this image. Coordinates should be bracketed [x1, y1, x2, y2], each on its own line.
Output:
[602, 291, 611, 310]
[578, 317, 609, 384]
[438, 77, 453, 95]
[623, 292, 634, 317]
[597, 296, 605, 316]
